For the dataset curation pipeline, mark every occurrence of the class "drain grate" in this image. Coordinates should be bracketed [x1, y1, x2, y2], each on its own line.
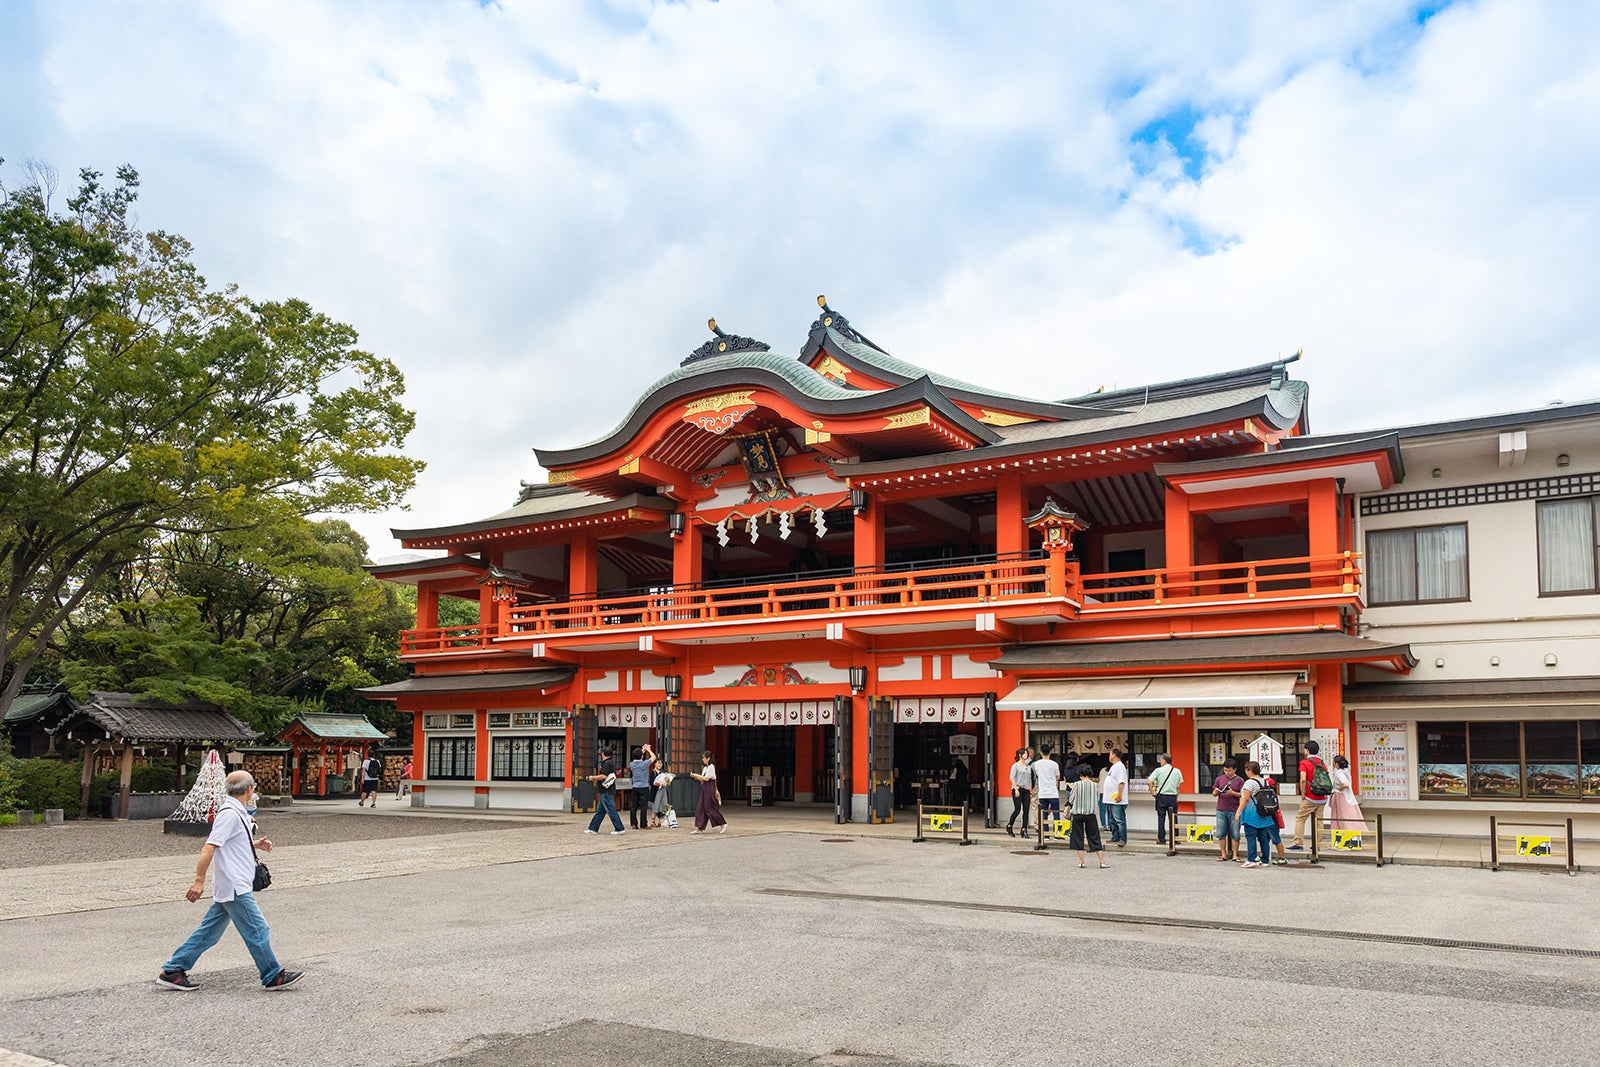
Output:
[819, 838, 855, 843]
[1010, 850, 1048, 857]
[755, 888, 1600, 959]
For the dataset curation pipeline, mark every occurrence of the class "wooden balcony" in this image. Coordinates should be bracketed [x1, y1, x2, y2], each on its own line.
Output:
[397, 551, 1362, 656]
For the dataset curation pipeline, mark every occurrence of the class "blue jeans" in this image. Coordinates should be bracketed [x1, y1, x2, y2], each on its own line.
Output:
[587, 792, 624, 832]
[1215, 810, 1240, 843]
[162, 893, 282, 985]
[1102, 803, 1127, 843]
[1245, 823, 1274, 863]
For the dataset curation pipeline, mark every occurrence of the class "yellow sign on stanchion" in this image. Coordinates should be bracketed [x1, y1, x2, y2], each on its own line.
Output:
[1331, 830, 1364, 851]
[1517, 835, 1553, 857]
[1185, 824, 1215, 844]
[928, 813, 954, 833]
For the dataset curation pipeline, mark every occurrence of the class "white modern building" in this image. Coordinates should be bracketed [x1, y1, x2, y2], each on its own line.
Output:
[1348, 399, 1600, 838]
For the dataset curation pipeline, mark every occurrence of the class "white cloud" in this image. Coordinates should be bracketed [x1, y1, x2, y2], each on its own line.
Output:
[3, 0, 1597, 556]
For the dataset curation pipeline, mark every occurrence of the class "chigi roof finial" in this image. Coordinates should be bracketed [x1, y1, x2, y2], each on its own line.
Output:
[682, 318, 771, 366]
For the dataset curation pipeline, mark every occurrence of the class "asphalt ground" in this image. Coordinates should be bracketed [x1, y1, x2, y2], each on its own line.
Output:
[0, 826, 1596, 1067]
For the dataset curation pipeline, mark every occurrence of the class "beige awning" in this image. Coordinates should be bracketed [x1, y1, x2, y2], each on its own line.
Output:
[997, 673, 1299, 711]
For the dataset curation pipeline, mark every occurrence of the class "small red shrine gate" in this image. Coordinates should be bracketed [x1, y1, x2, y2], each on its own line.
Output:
[278, 713, 388, 797]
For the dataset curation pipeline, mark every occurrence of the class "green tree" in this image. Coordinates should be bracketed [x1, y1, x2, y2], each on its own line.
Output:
[52, 516, 414, 738]
[0, 161, 422, 718]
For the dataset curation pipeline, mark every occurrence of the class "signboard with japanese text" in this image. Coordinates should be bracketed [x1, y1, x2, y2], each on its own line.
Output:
[1356, 722, 1410, 800]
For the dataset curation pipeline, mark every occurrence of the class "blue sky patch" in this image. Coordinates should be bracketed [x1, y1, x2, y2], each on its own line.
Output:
[1132, 104, 1207, 182]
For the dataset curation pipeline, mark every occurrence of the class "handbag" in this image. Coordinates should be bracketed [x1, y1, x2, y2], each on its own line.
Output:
[714, 788, 722, 806]
[247, 824, 271, 892]
[665, 806, 678, 828]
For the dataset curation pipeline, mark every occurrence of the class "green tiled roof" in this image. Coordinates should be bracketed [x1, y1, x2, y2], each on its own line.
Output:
[282, 712, 387, 741]
[3, 686, 75, 724]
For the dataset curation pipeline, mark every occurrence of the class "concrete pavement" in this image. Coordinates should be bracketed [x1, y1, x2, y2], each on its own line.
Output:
[1, 816, 1597, 1067]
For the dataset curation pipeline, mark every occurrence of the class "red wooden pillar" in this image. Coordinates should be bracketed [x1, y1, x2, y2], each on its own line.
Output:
[1307, 478, 1339, 591]
[853, 505, 884, 571]
[415, 585, 439, 629]
[1169, 708, 1197, 812]
[475, 710, 491, 805]
[1313, 665, 1343, 732]
[996, 472, 1026, 556]
[996, 706, 1023, 813]
[673, 521, 703, 587]
[1164, 487, 1192, 571]
[569, 535, 598, 597]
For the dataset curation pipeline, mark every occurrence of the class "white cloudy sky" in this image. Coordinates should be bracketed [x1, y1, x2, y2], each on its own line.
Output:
[4, 0, 1598, 559]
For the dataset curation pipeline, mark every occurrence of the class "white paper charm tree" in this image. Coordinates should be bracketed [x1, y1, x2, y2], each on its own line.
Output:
[168, 749, 229, 826]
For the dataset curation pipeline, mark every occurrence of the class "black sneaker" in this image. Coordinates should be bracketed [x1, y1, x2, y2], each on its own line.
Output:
[156, 969, 198, 991]
[263, 970, 303, 990]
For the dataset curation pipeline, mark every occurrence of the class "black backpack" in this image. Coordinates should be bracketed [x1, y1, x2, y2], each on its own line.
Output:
[1253, 780, 1280, 816]
[367, 757, 382, 780]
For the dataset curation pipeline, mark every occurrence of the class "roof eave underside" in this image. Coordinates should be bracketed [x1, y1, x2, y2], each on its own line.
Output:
[393, 492, 673, 543]
[991, 632, 1416, 671]
[841, 392, 1304, 479]
[533, 365, 1002, 470]
[1153, 433, 1404, 480]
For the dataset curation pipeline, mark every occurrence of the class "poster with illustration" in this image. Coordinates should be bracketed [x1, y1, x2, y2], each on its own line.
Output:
[1470, 763, 1522, 797]
[1418, 763, 1467, 796]
[1525, 764, 1580, 798]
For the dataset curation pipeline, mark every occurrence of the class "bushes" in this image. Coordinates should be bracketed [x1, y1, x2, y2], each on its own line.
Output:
[87, 763, 182, 812]
[2, 758, 81, 818]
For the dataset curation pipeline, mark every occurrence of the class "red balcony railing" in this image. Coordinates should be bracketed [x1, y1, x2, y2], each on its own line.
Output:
[397, 551, 1361, 655]
[1078, 552, 1361, 608]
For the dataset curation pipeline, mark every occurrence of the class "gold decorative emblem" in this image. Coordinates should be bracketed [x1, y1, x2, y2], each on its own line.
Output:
[978, 409, 1037, 427]
[883, 407, 931, 430]
[683, 390, 756, 418]
[547, 470, 578, 484]
[816, 355, 850, 383]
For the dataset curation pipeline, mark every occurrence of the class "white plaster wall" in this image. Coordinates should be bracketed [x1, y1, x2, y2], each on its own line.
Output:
[1357, 427, 1600, 682]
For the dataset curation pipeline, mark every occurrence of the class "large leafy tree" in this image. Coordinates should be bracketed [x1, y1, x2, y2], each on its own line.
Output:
[0, 161, 421, 719]
[51, 516, 413, 737]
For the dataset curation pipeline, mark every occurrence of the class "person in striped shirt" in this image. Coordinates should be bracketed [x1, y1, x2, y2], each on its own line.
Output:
[1064, 764, 1109, 869]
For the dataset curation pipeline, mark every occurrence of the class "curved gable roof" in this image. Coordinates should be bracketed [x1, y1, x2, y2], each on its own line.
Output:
[533, 352, 1002, 469]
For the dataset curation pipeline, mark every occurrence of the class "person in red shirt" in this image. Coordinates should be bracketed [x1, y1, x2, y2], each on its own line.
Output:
[1288, 739, 1331, 851]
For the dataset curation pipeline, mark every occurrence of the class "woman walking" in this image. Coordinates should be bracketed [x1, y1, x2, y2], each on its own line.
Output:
[1066, 764, 1109, 869]
[1326, 754, 1365, 836]
[690, 750, 727, 834]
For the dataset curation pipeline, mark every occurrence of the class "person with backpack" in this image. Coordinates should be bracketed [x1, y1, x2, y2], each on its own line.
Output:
[1238, 760, 1280, 868]
[358, 751, 383, 807]
[1289, 740, 1333, 851]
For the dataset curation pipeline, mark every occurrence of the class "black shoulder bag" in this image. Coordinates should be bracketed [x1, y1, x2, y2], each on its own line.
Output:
[246, 816, 272, 892]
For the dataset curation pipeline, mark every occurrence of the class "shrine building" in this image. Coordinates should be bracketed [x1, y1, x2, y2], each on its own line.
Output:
[361, 298, 1419, 829]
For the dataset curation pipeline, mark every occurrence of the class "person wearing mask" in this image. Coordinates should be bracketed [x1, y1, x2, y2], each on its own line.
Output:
[1211, 758, 1245, 863]
[1031, 744, 1062, 838]
[156, 771, 302, 991]
[1149, 752, 1183, 846]
[690, 750, 727, 834]
[629, 744, 655, 830]
[1100, 748, 1129, 847]
[583, 746, 626, 835]
[1006, 747, 1033, 837]
[1066, 764, 1109, 869]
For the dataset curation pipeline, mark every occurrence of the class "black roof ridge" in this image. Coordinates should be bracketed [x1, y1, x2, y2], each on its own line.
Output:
[1059, 354, 1300, 408]
[1336, 396, 1600, 442]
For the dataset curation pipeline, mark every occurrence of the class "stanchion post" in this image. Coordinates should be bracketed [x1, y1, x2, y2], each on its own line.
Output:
[1167, 811, 1176, 857]
[914, 800, 925, 843]
[1375, 813, 1384, 869]
[1567, 817, 1576, 875]
[1489, 815, 1498, 871]
[1310, 814, 1320, 865]
[961, 802, 972, 846]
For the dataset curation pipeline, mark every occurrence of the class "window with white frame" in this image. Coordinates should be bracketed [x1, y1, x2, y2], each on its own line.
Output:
[540, 711, 565, 728]
[490, 736, 566, 781]
[423, 714, 450, 731]
[1366, 523, 1469, 605]
[487, 712, 511, 729]
[1537, 497, 1600, 595]
[426, 737, 475, 780]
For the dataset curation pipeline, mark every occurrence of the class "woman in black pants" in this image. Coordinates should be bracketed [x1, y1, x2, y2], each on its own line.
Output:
[690, 750, 727, 834]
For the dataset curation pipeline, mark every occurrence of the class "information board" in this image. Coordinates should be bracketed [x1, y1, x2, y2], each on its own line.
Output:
[1356, 722, 1410, 800]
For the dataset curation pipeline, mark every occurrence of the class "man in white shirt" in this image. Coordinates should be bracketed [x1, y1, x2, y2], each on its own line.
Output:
[157, 771, 303, 991]
[1005, 747, 1033, 837]
[1101, 748, 1130, 847]
[1031, 744, 1063, 835]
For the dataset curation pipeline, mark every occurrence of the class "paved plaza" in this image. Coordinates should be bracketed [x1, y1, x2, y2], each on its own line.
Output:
[1, 808, 1597, 1067]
